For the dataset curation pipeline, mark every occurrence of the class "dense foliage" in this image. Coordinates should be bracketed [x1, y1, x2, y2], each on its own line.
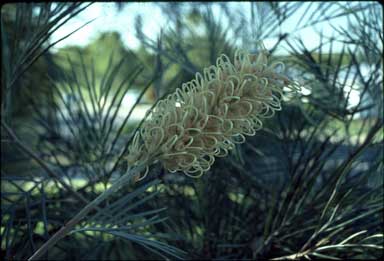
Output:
[1, 2, 383, 260]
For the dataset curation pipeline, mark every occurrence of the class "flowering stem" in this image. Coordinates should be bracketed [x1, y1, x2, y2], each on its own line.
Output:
[28, 164, 146, 260]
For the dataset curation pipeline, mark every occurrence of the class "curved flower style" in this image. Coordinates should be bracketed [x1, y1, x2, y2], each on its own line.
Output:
[126, 48, 300, 178]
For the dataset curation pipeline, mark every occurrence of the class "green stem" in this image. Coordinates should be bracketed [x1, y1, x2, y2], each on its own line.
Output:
[28, 165, 146, 260]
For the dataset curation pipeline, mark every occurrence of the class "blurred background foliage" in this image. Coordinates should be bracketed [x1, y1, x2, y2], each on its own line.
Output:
[1, 2, 383, 260]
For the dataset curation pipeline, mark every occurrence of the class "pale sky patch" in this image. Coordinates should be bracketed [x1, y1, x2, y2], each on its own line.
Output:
[50, 2, 351, 54]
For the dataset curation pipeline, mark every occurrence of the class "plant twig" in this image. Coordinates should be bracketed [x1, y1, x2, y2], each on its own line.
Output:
[28, 164, 147, 260]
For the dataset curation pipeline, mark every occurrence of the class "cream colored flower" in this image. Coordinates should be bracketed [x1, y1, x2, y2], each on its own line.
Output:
[126, 47, 300, 178]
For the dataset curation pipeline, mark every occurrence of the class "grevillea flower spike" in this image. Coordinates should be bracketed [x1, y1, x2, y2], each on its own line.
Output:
[127, 46, 301, 179]
[28, 46, 300, 261]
